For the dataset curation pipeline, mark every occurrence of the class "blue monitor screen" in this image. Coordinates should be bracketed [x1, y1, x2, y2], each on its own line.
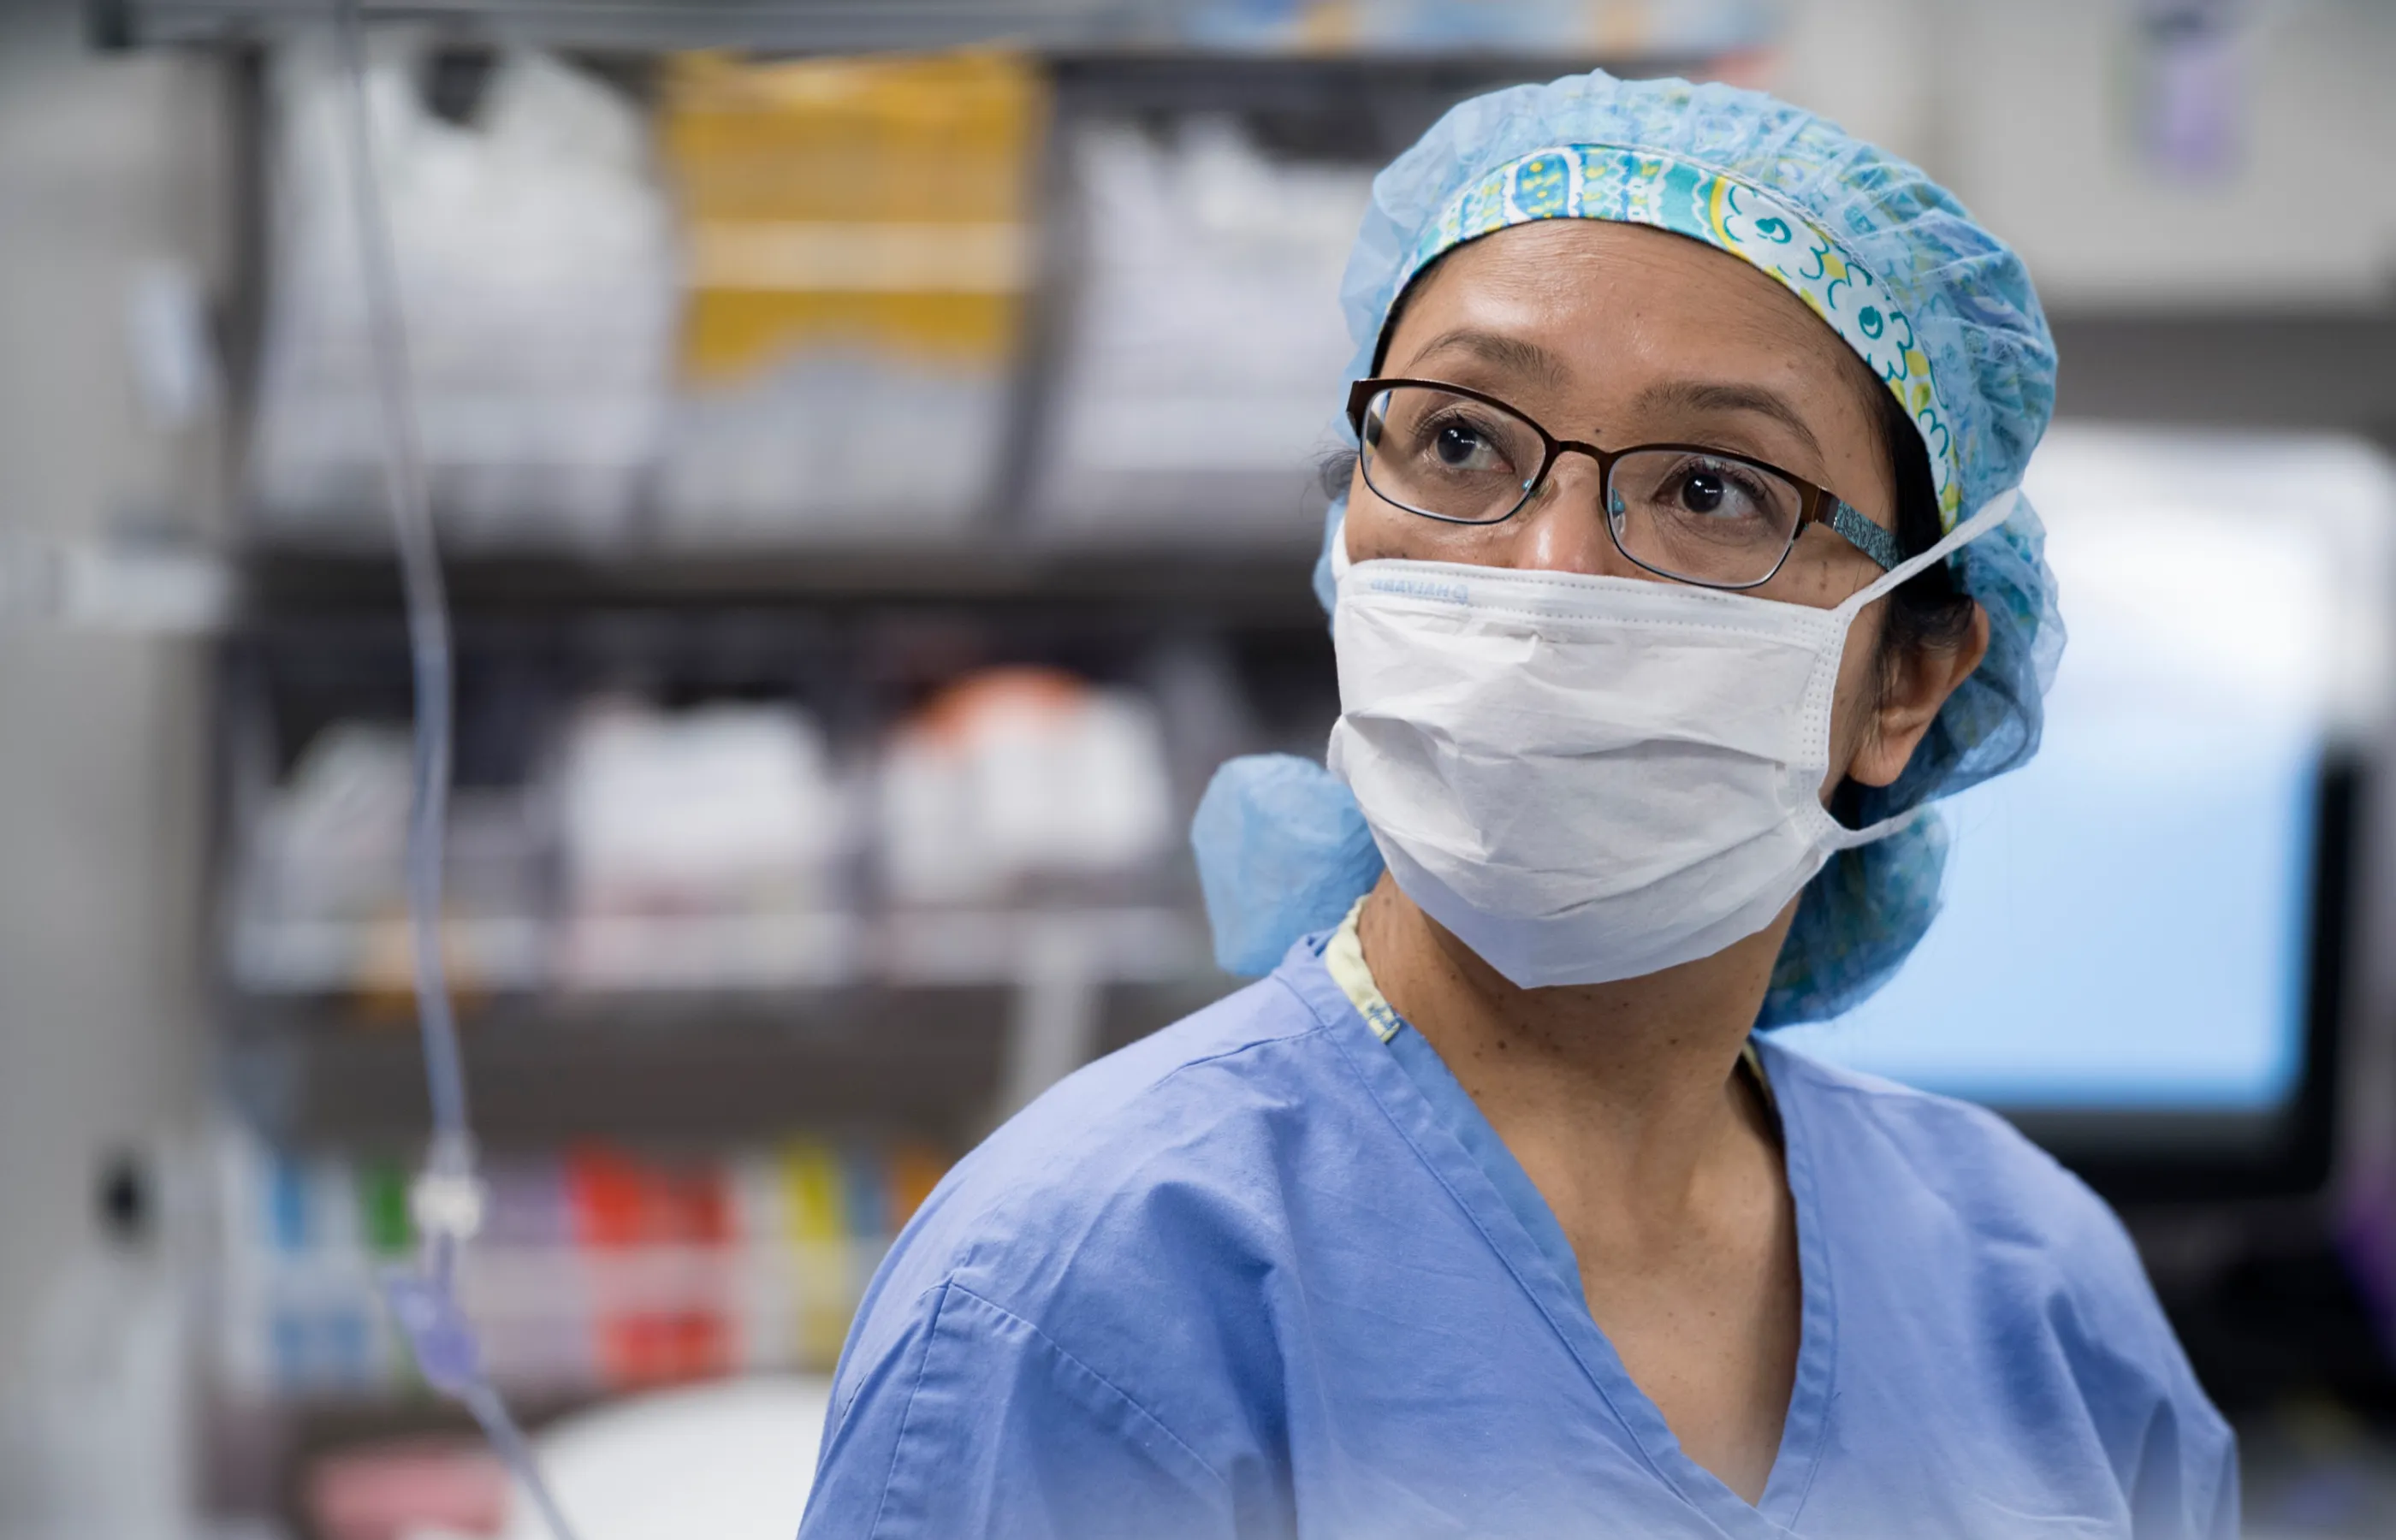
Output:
[1774, 719, 2320, 1111]
[1776, 427, 2386, 1117]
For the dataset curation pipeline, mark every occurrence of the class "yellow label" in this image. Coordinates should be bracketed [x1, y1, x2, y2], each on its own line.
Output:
[661, 51, 1047, 383]
[779, 1140, 852, 1366]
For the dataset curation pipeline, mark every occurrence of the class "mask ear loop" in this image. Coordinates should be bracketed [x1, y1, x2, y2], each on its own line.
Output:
[1823, 486, 2022, 850]
[1835, 486, 2019, 624]
[1327, 513, 1354, 583]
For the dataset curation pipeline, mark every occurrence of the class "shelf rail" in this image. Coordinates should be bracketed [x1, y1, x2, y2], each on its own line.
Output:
[94, 0, 1194, 52]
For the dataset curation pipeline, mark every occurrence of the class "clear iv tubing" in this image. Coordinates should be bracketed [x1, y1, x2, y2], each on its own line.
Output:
[328, 5, 582, 1537]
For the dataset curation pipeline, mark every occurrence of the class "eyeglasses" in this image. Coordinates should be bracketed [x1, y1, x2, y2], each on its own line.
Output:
[1346, 378, 1903, 591]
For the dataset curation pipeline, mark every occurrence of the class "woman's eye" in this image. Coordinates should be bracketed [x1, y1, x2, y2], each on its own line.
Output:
[1667, 459, 1767, 519]
[1674, 468, 1728, 512]
[1431, 419, 1503, 471]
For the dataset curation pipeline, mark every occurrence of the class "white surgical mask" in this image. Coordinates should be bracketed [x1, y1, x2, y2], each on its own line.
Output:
[1325, 490, 2017, 989]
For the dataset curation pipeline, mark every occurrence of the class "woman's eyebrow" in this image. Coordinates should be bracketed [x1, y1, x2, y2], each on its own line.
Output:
[1630, 379, 1824, 459]
[1404, 329, 1572, 391]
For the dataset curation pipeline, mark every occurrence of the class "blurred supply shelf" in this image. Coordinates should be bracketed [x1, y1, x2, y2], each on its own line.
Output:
[219, 643, 1255, 965]
[165, 22, 1757, 589]
[218, 41, 1632, 574]
[211, 1128, 951, 1399]
[213, 628, 1284, 1149]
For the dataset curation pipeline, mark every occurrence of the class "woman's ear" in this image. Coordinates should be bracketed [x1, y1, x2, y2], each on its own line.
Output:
[1846, 601, 1992, 789]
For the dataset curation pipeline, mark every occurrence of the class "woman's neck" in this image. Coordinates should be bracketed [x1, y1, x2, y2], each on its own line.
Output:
[1355, 873, 1791, 1222]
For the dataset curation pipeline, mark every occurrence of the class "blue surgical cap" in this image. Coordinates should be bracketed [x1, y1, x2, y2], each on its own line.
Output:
[1196, 69, 2065, 1026]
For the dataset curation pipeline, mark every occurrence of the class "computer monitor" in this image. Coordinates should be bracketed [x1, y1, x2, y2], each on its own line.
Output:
[1777, 425, 2393, 1202]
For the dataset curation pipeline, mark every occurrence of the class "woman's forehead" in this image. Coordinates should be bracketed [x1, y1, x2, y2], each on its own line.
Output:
[1393, 221, 1849, 372]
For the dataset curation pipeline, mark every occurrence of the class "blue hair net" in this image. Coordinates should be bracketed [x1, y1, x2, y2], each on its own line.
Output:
[1195, 69, 2064, 1024]
[1195, 754, 1386, 974]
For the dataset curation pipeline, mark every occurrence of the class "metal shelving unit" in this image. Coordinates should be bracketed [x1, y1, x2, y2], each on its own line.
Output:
[178, 32, 1646, 1147]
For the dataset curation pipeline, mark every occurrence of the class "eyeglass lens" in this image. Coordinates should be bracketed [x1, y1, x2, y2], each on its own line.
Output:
[1358, 384, 1809, 588]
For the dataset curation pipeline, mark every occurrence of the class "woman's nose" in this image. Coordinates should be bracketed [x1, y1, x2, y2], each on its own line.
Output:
[1509, 462, 1647, 579]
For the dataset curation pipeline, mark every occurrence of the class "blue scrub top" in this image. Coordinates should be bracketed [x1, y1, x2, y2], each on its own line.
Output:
[801, 933, 2237, 1538]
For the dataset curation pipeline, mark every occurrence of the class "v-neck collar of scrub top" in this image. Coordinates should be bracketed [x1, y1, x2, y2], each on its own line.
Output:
[1285, 921, 1841, 1539]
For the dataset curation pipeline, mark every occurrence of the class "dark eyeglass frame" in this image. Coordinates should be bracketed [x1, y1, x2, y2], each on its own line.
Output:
[1344, 376, 1904, 589]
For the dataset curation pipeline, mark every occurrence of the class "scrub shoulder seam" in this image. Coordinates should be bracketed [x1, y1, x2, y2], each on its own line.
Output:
[1144, 989, 1333, 1092]
[1084, 973, 1334, 1108]
[833, 1276, 955, 1428]
[940, 1279, 1233, 1492]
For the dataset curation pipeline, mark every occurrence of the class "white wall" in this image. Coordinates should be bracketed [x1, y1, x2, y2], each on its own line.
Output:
[1771, 0, 2396, 311]
[0, 0, 225, 1379]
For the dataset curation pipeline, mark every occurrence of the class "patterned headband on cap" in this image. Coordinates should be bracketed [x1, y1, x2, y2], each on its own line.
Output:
[1393, 144, 1965, 528]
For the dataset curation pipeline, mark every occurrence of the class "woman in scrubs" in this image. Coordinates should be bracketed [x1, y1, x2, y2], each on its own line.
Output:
[800, 70, 2234, 1539]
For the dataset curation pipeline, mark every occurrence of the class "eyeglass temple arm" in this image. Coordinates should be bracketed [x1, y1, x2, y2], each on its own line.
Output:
[1824, 499, 1904, 572]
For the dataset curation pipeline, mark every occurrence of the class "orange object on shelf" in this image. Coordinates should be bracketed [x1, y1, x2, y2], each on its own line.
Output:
[905, 665, 1089, 744]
